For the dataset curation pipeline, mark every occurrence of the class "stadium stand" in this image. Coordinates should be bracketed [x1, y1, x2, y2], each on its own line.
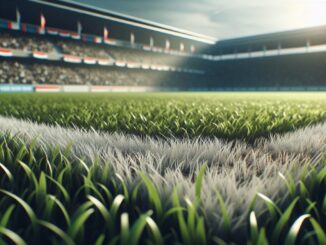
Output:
[0, 59, 197, 87]
[0, 61, 34, 84]
[1, 0, 326, 91]
[55, 40, 111, 59]
[0, 31, 57, 53]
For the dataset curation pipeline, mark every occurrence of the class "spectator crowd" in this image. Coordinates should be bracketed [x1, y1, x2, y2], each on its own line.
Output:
[0, 61, 167, 86]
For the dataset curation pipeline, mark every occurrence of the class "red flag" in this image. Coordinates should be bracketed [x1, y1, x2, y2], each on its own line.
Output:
[40, 14, 46, 29]
[104, 27, 109, 39]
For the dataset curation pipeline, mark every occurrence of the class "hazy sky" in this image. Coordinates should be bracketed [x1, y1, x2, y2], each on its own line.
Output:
[75, 0, 326, 39]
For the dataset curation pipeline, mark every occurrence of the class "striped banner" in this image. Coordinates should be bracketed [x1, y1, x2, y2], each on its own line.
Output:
[127, 62, 141, 69]
[33, 51, 48, 60]
[21, 24, 38, 33]
[35, 85, 61, 92]
[84, 57, 97, 65]
[7, 21, 20, 30]
[71, 32, 81, 40]
[0, 49, 13, 57]
[98, 59, 113, 66]
[63, 55, 82, 63]
[115, 60, 126, 67]
[59, 31, 71, 37]
[0, 84, 34, 93]
[47, 28, 59, 35]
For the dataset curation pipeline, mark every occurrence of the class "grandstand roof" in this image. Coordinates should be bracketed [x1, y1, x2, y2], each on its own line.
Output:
[211, 25, 326, 55]
[29, 0, 216, 44]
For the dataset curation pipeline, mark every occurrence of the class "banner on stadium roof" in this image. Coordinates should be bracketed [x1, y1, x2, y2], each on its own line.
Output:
[63, 55, 82, 63]
[8, 21, 20, 30]
[84, 57, 97, 65]
[35, 85, 61, 92]
[47, 28, 58, 35]
[33, 51, 48, 60]
[21, 24, 38, 33]
[59, 31, 71, 37]
[71, 32, 81, 40]
[82, 34, 94, 43]
[4, 19, 20, 31]
[0, 84, 34, 93]
[0, 49, 13, 57]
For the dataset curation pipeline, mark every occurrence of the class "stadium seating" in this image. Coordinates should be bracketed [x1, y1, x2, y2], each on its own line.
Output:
[0, 61, 34, 84]
[0, 30, 188, 67]
[0, 28, 208, 88]
[55, 40, 111, 59]
[0, 31, 57, 53]
[0, 60, 180, 86]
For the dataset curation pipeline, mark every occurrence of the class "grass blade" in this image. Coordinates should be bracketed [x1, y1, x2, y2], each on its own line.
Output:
[284, 214, 310, 245]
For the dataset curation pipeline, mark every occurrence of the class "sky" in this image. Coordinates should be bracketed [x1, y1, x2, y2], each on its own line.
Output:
[75, 0, 326, 40]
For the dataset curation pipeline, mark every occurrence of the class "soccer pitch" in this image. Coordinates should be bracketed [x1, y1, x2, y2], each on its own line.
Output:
[0, 92, 325, 244]
[2, 92, 326, 141]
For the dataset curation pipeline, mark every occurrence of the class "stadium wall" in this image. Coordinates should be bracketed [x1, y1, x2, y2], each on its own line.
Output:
[0, 84, 172, 93]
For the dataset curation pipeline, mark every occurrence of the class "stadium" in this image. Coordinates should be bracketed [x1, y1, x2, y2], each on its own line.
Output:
[0, 0, 325, 244]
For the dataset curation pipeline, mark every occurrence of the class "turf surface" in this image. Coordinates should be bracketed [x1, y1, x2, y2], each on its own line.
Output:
[1, 92, 326, 141]
[0, 92, 325, 244]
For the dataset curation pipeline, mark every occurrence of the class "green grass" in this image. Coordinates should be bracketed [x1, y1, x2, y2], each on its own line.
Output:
[0, 132, 324, 244]
[1, 92, 326, 141]
[0, 92, 325, 244]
